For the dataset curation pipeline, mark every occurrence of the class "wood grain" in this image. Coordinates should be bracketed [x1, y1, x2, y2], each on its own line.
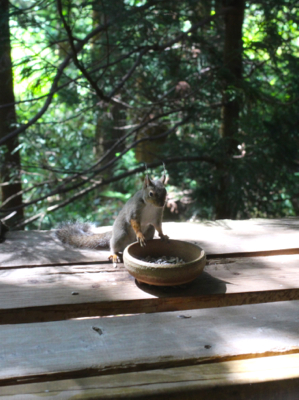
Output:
[0, 301, 299, 386]
[2, 353, 299, 399]
[0, 229, 111, 268]
[2, 218, 299, 267]
[1, 254, 299, 323]
[1, 219, 299, 398]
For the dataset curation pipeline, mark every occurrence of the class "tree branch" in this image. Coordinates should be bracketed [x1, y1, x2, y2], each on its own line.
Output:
[57, 0, 111, 103]
[0, 113, 190, 216]
[0, 0, 162, 145]
[11, 154, 218, 229]
[1, 4, 229, 146]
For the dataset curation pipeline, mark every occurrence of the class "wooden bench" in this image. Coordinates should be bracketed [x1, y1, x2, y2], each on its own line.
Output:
[1, 218, 299, 399]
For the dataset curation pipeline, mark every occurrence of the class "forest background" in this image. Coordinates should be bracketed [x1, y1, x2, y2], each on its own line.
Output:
[1, 0, 299, 230]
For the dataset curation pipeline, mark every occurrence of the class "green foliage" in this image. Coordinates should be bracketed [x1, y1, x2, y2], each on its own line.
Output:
[1, 0, 299, 228]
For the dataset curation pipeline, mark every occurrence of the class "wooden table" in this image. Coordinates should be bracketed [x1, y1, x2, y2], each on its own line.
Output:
[1, 218, 299, 399]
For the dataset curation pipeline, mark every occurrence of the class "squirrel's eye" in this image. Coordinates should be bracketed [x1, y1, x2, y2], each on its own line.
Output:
[149, 191, 154, 197]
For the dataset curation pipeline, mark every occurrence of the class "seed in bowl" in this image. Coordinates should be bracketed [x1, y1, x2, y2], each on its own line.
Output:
[139, 255, 186, 265]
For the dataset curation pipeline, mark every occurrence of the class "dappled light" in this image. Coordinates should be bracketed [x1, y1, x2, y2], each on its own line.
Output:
[1, 0, 299, 228]
[1, 0, 299, 397]
[2, 218, 299, 397]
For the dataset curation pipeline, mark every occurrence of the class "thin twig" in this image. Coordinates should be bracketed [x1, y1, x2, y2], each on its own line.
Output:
[11, 154, 218, 229]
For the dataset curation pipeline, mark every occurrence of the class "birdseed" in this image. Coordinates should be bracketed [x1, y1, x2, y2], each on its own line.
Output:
[140, 255, 185, 265]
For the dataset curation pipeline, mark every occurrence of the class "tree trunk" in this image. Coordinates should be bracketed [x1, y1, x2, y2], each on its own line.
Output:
[0, 0, 24, 226]
[92, 2, 126, 169]
[216, 0, 245, 219]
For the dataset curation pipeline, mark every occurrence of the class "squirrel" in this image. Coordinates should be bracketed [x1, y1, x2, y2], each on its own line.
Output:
[56, 173, 169, 264]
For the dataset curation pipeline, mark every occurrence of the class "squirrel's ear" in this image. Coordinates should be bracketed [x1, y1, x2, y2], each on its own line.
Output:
[160, 174, 166, 184]
[144, 175, 153, 188]
[160, 163, 167, 185]
[160, 174, 167, 185]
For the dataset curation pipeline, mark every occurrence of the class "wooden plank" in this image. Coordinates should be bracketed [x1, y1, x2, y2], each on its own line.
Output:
[168, 219, 299, 257]
[1, 254, 299, 323]
[2, 353, 299, 399]
[0, 228, 112, 268]
[2, 218, 299, 267]
[0, 301, 299, 386]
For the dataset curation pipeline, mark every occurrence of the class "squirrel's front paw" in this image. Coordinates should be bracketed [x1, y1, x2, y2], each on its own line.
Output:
[160, 233, 169, 241]
[136, 232, 146, 247]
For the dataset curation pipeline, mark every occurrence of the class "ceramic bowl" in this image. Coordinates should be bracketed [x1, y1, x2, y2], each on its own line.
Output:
[123, 239, 206, 286]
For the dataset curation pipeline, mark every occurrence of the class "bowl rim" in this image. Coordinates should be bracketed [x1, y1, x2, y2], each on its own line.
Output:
[123, 239, 206, 270]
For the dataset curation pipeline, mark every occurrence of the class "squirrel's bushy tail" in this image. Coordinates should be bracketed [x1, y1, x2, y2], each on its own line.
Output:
[55, 222, 111, 249]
